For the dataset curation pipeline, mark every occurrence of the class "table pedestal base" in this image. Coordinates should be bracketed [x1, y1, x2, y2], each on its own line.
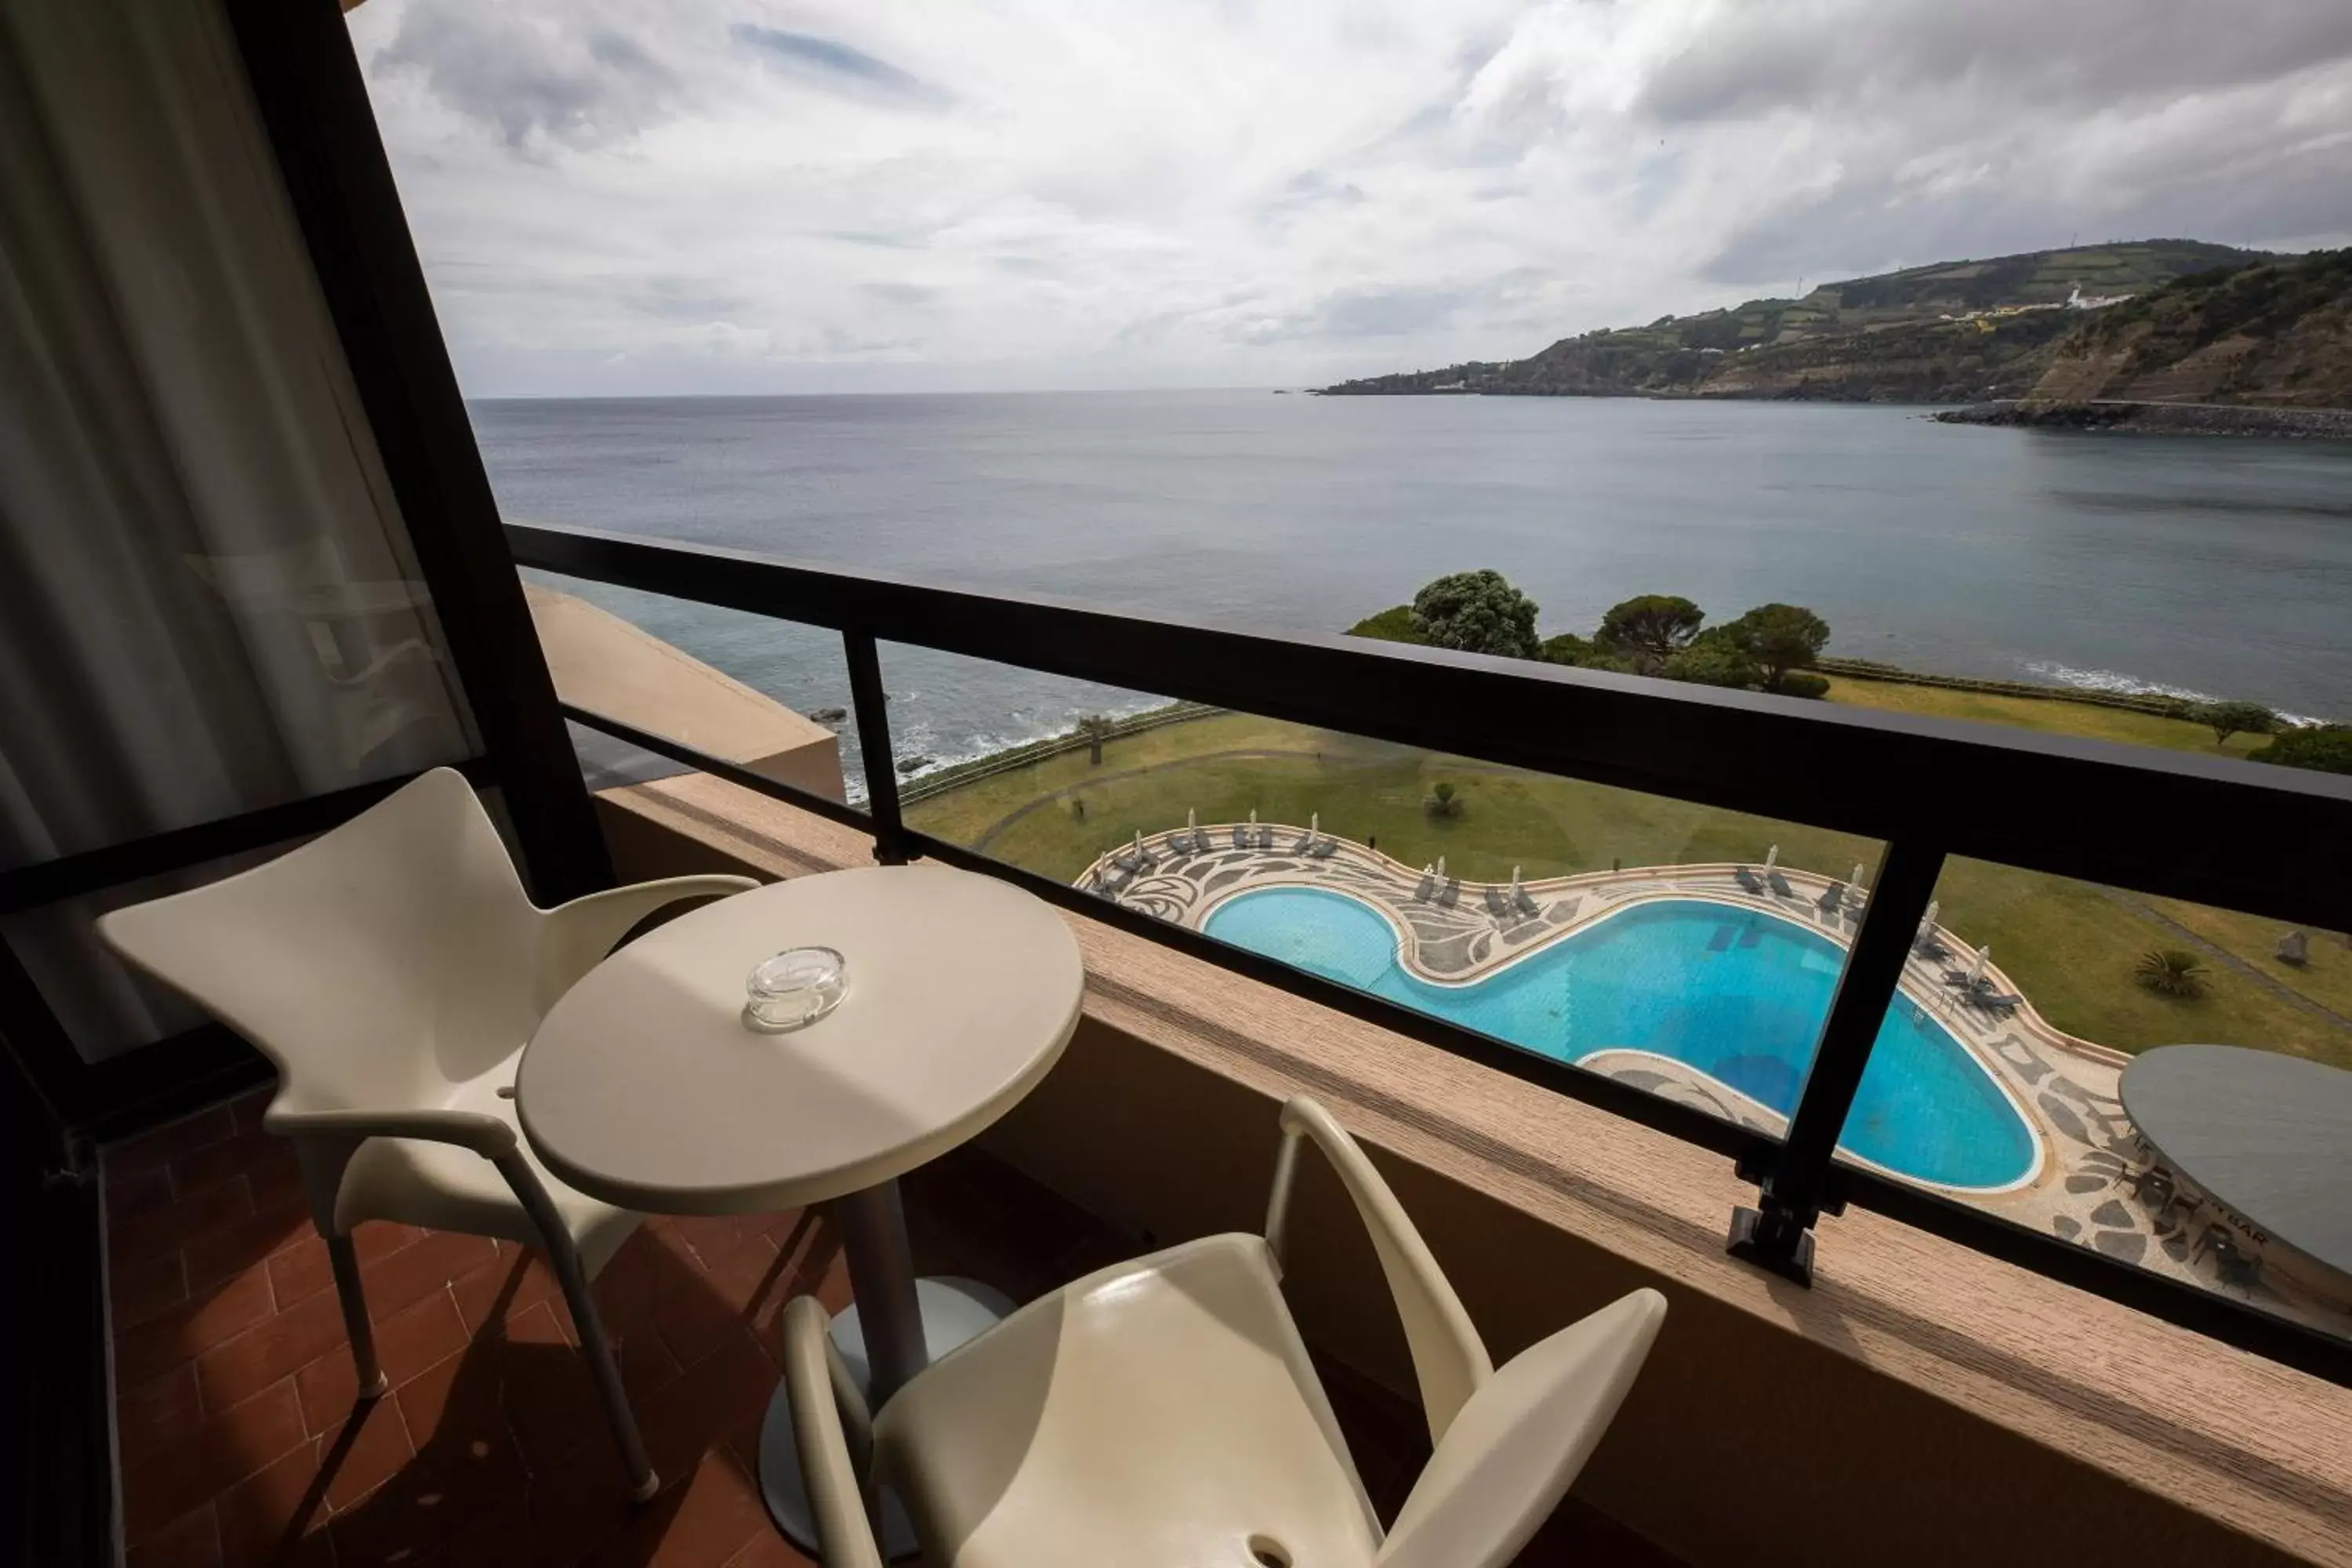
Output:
[757, 1276, 1011, 1559]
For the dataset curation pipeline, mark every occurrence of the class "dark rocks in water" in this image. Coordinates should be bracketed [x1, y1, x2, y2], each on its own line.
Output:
[1935, 400, 2352, 439]
[806, 706, 848, 724]
[897, 755, 933, 775]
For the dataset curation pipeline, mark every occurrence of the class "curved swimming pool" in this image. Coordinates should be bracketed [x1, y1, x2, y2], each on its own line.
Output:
[1203, 887, 2037, 1190]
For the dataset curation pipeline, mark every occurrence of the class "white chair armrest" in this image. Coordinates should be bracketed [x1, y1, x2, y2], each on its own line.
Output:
[781, 1297, 884, 1568]
[1265, 1097, 1493, 1445]
[537, 874, 760, 1004]
[266, 1105, 519, 1158]
[1377, 1288, 1666, 1568]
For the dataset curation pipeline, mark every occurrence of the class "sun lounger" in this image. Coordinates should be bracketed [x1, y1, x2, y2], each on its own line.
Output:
[1733, 867, 1763, 893]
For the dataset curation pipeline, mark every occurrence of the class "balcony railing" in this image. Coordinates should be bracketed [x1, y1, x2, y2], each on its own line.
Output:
[506, 517, 2352, 1388]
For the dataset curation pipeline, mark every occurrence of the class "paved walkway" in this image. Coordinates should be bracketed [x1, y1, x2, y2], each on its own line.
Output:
[1080, 825, 2352, 1337]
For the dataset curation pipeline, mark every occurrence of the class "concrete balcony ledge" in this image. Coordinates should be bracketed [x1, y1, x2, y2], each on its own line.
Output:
[596, 771, 2352, 1568]
[526, 584, 846, 801]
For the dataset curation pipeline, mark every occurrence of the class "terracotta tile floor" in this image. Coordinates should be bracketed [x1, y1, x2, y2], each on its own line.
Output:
[105, 1086, 1679, 1568]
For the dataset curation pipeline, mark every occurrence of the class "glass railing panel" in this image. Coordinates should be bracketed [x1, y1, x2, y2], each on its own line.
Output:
[886, 643, 1893, 1142]
[517, 568, 861, 804]
[1838, 858, 2352, 1341]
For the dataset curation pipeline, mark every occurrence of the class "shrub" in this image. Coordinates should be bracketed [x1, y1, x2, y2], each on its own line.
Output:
[1541, 631, 1635, 672]
[1662, 628, 1759, 688]
[1348, 604, 1426, 644]
[2135, 949, 2209, 999]
[1773, 671, 1831, 699]
[1424, 780, 1465, 818]
[2252, 724, 2352, 775]
[2192, 699, 2278, 746]
[1410, 571, 1541, 659]
[1596, 594, 1705, 671]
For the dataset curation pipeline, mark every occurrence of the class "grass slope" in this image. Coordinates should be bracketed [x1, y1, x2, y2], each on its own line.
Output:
[906, 679, 2349, 1066]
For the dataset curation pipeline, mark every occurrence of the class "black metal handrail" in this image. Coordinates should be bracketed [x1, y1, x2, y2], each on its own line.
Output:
[507, 521, 2352, 929]
[512, 518, 2352, 1387]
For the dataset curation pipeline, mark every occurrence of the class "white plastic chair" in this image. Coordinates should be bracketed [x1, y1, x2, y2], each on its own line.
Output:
[782, 1095, 1667, 1568]
[98, 767, 756, 1500]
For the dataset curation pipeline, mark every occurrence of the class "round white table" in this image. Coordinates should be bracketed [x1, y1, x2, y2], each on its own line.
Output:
[517, 863, 1084, 1553]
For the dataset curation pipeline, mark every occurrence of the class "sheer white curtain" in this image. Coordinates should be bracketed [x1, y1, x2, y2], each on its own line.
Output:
[0, 0, 477, 1058]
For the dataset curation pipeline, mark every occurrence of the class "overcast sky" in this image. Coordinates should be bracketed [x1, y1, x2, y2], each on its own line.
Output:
[348, 0, 2352, 397]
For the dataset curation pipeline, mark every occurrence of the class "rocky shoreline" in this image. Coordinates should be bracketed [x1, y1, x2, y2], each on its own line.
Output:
[1934, 400, 2352, 438]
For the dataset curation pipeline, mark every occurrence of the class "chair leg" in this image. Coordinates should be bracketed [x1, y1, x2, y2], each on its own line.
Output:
[545, 1235, 659, 1504]
[326, 1234, 388, 1399]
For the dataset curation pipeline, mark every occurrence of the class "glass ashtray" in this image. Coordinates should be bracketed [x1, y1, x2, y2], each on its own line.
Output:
[742, 946, 847, 1033]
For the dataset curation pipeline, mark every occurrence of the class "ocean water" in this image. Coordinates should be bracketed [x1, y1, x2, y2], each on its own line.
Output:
[471, 391, 2352, 797]
[1201, 887, 2035, 1189]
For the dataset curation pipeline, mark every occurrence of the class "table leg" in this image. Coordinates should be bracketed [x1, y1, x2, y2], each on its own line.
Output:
[834, 1182, 927, 1400]
[758, 1178, 1011, 1559]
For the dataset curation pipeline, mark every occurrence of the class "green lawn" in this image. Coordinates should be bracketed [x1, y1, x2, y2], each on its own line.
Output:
[905, 682, 2349, 1068]
[1819, 675, 2271, 757]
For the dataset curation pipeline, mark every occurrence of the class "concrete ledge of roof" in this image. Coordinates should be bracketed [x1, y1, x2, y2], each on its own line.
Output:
[593, 773, 2352, 1568]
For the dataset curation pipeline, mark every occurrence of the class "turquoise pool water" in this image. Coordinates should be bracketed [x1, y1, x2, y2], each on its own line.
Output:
[1203, 887, 2037, 1190]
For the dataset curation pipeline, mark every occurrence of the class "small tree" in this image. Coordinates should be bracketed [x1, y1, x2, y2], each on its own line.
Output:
[2135, 949, 2209, 999]
[1724, 603, 1831, 691]
[1596, 594, 1705, 671]
[2193, 699, 2278, 746]
[1663, 627, 1759, 688]
[1409, 571, 1541, 659]
[2253, 724, 2352, 775]
[1424, 780, 1465, 818]
[1075, 713, 1114, 765]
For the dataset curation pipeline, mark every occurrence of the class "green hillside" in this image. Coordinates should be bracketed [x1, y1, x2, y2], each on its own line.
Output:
[1320, 240, 2267, 402]
[2027, 247, 2352, 405]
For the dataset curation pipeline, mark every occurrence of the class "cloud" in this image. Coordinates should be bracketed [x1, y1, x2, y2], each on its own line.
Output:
[346, 0, 2352, 395]
[1635, 0, 2352, 123]
[730, 25, 954, 110]
[374, 0, 685, 151]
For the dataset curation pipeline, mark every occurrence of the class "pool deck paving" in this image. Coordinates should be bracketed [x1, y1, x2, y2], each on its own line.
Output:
[1079, 824, 2352, 1340]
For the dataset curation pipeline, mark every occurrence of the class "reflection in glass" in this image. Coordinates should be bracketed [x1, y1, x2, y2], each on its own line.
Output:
[1843, 859, 2352, 1342]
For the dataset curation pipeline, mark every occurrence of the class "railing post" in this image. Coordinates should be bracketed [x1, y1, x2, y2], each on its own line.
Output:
[841, 630, 908, 866]
[1729, 840, 1946, 1284]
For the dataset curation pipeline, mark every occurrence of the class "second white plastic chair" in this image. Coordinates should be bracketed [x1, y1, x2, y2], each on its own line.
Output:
[99, 768, 757, 1500]
[783, 1094, 1667, 1567]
